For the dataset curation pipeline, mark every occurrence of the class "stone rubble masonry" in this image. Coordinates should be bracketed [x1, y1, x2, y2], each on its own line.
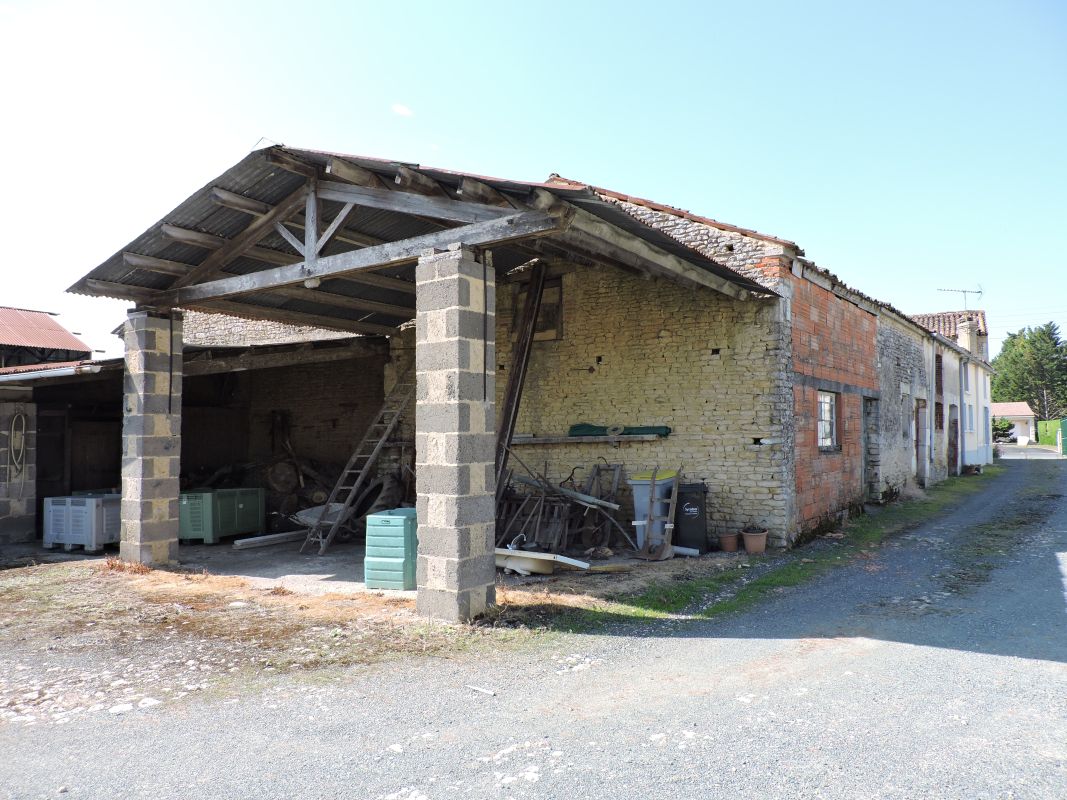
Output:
[0, 401, 37, 545]
[875, 314, 929, 498]
[120, 311, 183, 565]
[414, 246, 496, 622]
[496, 257, 796, 547]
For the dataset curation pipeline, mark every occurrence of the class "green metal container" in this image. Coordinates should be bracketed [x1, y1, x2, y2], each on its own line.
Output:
[364, 508, 418, 590]
[179, 491, 218, 543]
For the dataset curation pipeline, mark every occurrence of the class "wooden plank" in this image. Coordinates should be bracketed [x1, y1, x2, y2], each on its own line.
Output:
[232, 531, 307, 549]
[395, 165, 448, 197]
[317, 180, 513, 223]
[496, 259, 545, 493]
[122, 252, 192, 277]
[173, 183, 309, 288]
[165, 211, 560, 305]
[183, 299, 397, 336]
[326, 157, 389, 188]
[510, 434, 661, 445]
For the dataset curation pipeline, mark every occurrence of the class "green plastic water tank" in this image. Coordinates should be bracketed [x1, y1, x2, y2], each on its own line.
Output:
[365, 508, 418, 590]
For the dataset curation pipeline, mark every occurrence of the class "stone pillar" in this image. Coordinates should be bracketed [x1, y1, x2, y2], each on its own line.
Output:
[415, 245, 496, 622]
[120, 310, 182, 565]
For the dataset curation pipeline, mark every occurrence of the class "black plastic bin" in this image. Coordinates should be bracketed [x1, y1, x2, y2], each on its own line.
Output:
[674, 482, 709, 553]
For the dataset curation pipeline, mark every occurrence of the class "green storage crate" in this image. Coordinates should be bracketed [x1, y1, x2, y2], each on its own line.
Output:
[365, 508, 418, 590]
[180, 488, 265, 544]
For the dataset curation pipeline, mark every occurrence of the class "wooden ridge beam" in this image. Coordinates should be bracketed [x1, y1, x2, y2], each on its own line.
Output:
[317, 180, 513, 224]
[183, 299, 397, 337]
[165, 211, 560, 306]
[174, 183, 310, 288]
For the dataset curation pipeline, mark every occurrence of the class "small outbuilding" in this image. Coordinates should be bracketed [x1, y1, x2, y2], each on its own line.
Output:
[991, 401, 1037, 445]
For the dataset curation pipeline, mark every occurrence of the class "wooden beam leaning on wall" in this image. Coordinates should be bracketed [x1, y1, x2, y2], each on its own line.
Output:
[162, 211, 562, 307]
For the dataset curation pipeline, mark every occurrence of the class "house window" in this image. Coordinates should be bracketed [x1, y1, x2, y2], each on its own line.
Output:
[967, 404, 975, 431]
[983, 408, 990, 444]
[963, 365, 970, 392]
[935, 354, 943, 396]
[515, 277, 563, 341]
[935, 402, 944, 431]
[902, 394, 910, 439]
[818, 391, 839, 450]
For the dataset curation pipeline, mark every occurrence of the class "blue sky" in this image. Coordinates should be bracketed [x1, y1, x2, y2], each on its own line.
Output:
[1, 0, 1063, 357]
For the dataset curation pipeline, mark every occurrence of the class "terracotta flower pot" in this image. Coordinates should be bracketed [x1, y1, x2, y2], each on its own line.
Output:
[742, 528, 768, 554]
[718, 532, 740, 552]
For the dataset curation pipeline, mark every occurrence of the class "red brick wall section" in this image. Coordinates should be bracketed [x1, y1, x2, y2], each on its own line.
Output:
[755, 256, 879, 534]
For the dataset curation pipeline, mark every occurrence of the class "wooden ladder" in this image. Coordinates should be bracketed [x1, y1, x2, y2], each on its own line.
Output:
[301, 369, 416, 555]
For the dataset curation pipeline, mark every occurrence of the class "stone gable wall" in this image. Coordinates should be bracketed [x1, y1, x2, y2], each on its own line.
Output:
[496, 261, 795, 547]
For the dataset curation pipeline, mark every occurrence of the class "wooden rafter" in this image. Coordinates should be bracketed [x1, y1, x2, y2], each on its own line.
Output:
[163, 211, 561, 306]
[122, 253, 191, 277]
[326, 157, 389, 189]
[395, 165, 448, 197]
[458, 177, 522, 209]
[172, 183, 310, 288]
[184, 340, 386, 377]
[160, 224, 294, 267]
[277, 285, 412, 319]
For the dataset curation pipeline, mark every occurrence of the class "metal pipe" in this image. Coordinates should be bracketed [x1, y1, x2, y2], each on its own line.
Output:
[0, 364, 102, 384]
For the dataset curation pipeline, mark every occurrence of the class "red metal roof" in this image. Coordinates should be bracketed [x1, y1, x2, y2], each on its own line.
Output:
[0, 307, 90, 352]
[0, 360, 90, 376]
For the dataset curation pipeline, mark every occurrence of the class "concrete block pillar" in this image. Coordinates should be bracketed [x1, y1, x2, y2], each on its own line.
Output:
[415, 245, 496, 622]
[120, 310, 182, 565]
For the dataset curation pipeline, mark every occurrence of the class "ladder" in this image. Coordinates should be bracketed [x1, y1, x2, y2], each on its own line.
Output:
[301, 369, 416, 555]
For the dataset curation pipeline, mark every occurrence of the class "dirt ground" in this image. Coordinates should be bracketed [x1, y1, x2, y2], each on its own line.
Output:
[0, 549, 743, 726]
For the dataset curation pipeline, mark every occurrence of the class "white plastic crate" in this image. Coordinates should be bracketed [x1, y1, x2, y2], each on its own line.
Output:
[43, 495, 121, 552]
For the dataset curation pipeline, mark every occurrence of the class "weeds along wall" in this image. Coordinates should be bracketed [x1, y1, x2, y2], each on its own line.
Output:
[495, 261, 795, 546]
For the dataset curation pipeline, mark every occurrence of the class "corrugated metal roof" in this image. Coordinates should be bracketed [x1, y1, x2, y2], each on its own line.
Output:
[0, 359, 95, 376]
[67, 146, 777, 329]
[0, 307, 90, 352]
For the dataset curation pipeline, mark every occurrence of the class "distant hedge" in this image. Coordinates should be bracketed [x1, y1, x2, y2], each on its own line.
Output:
[1038, 419, 1061, 446]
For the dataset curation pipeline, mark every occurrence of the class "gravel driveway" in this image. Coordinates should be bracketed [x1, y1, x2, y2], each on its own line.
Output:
[3, 459, 1066, 799]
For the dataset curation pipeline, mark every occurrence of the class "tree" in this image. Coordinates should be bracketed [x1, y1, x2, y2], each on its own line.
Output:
[991, 322, 1067, 420]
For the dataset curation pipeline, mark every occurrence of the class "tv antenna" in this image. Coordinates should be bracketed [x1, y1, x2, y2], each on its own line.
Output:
[937, 285, 983, 310]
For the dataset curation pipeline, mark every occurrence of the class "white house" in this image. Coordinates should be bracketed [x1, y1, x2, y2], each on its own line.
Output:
[991, 401, 1037, 445]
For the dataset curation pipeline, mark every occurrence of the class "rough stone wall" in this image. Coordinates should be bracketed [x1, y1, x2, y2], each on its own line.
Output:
[245, 347, 389, 467]
[181, 310, 353, 347]
[783, 262, 880, 534]
[875, 314, 929, 497]
[496, 260, 795, 547]
[0, 400, 36, 544]
[382, 327, 416, 475]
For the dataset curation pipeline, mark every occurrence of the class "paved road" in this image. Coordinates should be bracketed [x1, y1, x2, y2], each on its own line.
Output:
[4, 460, 1067, 799]
[998, 444, 1064, 460]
